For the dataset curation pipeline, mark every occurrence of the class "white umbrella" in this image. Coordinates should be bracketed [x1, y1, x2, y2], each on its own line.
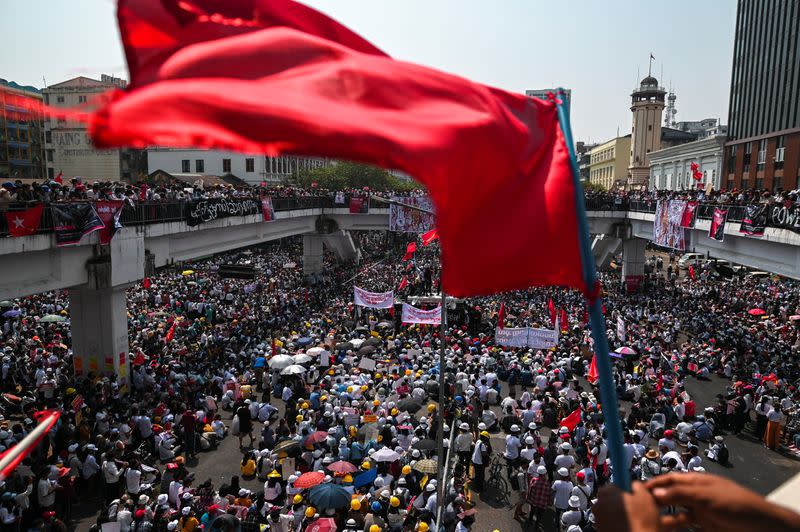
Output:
[371, 448, 401, 462]
[293, 353, 313, 364]
[350, 339, 365, 348]
[280, 364, 307, 375]
[268, 354, 294, 369]
[307, 347, 329, 357]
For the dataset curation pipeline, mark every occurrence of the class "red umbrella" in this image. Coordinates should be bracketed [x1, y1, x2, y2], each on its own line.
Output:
[305, 517, 337, 532]
[294, 471, 325, 489]
[747, 308, 766, 316]
[304, 431, 328, 445]
[326, 460, 358, 474]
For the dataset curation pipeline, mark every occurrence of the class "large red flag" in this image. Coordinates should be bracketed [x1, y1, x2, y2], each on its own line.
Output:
[559, 407, 581, 432]
[560, 308, 568, 332]
[84, 0, 585, 298]
[5, 204, 44, 237]
[398, 277, 409, 290]
[54, 170, 64, 184]
[402, 242, 417, 261]
[587, 355, 599, 384]
[0, 410, 60, 481]
[421, 228, 439, 246]
[548, 298, 557, 326]
[497, 303, 506, 330]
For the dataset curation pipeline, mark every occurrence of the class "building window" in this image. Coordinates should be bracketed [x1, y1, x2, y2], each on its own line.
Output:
[48, 168, 54, 180]
[46, 149, 53, 162]
[45, 131, 52, 143]
[57, 96, 64, 103]
[727, 179, 734, 191]
[222, 159, 232, 173]
[727, 145, 736, 174]
[181, 159, 190, 172]
[775, 135, 785, 170]
[245, 158, 254, 172]
[756, 139, 766, 170]
[742, 142, 751, 168]
[774, 175, 782, 191]
[648, 124, 652, 131]
[195, 159, 204, 173]
[755, 178, 763, 189]
[78, 95, 87, 103]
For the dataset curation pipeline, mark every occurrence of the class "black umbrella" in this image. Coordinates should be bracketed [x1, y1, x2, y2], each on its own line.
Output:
[354, 325, 369, 334]
[397, 398, 422, 413]
[357, 345, 376, 356]
[362, 338, 381, 347]
[412, 438, 437, 451]
[335, 342, 353, 351]
[376, 321, 393, 329]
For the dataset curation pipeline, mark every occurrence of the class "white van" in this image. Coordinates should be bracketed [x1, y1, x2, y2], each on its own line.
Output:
[678, 253, 704, 270]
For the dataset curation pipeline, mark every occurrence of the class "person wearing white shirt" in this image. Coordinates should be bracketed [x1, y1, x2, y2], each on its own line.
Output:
[551, 468, 573, 526]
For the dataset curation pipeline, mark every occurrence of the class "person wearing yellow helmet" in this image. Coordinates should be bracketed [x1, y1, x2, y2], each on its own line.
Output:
[350, 498, 361, 511]
[296, 414, 304, 423]
[417, 522, 429, 532]
[389, 496, 400, 508]
[427, 404, 436, 413]
[402, 465, 411, 475]
[347, 386, 354, 393]
[301, 402, 309, 409]
[472, 429, 492, 491]
[369, 526, 381, 532]
[343, 474, 353, 484]
[293, 494, 303, 504]
[372, 399, 380, 407]
[361, 461, 371, 470]
[374, 373, 382, 380]
[305, 506, 316, 518]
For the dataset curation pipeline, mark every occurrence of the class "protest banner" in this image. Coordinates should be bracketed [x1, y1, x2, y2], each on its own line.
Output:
[680, 201, 698, 228]
[709, 208, 728, 242]
[51, 203, 105, 246]
[94, 200, 125, 244]
[653, 200, 686, 250]
[617, 316, 626, 342]
[353, 286, 394, 309]
[401, 303, 442, 325]
[389, 195, 435, 232]
[184, 198, 261, 226]
[495, 326, 558, 349]
[261, 196, 275, 221]
[739, 204, 766, 236]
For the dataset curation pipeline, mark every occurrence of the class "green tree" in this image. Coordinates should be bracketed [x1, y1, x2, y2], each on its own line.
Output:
[295, 161, 419, 191]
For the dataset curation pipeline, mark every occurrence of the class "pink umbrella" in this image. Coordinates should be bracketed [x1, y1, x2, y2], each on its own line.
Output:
[326, 460, 357, 474]
[304, 431, 328, 445]
[789, 315, 800, 321]
[748, 308, 767, 316]
[306, 518, 337, 532]
[294, 471, 325, 489]
[614, 346, 637, 356]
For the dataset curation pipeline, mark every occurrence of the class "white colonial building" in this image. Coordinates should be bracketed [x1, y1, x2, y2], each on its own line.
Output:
[147, 148, 331, 185]
[649, 135, 727, 191]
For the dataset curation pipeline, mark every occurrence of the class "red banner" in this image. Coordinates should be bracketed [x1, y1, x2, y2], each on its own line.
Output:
[261, 196, 275, 221]
[680, 201, 698, 228]
[95, 200, 125, 245]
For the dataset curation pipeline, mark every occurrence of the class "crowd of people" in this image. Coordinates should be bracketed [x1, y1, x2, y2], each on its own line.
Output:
[0, 209, 799, 531]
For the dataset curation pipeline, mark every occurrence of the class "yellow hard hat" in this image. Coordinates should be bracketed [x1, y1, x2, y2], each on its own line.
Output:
[305, 507, 316, 518]
[343, 474, 353, 483]
[301, 402, 309, 409]
[370, 526, 381, 532]
[402, 465, 411, 475]
[377, 435, 383, 442]
[405, 369, 412, 376]
[360, 385, 368, 392]
[296, 415, 304, 422]
[375, 373, 382, 379]
[328, 369, 335, 376]
[350, 499, 361, 511]
[389, 496, 400, 508]
[347, 386, 354, 393]
[373, 399, 380, 407]
[361, 461, 371, 470]
[293, 494, 303, 504]
[480, 431, 490, 438]
[349, 426, 358, 437]
[427, 404, 436, 412]
[418, 523, 429, 532]
[391, 408, 399, 416]
[321, 395, 328, 402]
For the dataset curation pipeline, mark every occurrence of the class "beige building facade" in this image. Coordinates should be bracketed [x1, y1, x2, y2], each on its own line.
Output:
[588, 135, 631, 189]
[628, 76, 666, 187]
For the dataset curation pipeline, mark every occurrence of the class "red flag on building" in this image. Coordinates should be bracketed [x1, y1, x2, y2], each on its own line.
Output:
[560, 308, 568, 332]
[84, 0, 586, 298]
[5, 204, 44, 237]
[497, 302, 506, 329]
[402, 242, 417, 261]
[421, 228, 439, 246]
[548, 298, 557, 326]
[398, 277, 409, 290]
[559, 407, 581, 432]
[587, 355, 599, 383]
[54, 170, 63, 184]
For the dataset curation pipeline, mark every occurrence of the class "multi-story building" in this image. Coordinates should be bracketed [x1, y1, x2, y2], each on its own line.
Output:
[43, 75, 145, 182]
[147, 148, 331, 185]
[0, 79, 46, 180]
[649, 134, 727, 191]
[628, 75, 666, 187]
[675, 119, 728, 139]
[576, 141, 598, 182]
[525, 88, 571, 115]
[588, 135, 631, 190]
[724, 0, 800, 192]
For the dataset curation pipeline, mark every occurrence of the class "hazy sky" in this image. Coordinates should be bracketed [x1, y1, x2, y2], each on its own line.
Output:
[0, 0, 736, 143]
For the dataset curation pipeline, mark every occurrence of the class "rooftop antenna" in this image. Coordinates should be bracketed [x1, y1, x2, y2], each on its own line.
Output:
[42, 76, 47, 89]
[660, 62, 663, 84]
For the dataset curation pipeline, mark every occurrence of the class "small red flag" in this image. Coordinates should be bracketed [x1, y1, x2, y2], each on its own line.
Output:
[165, 322, 176, 343]
[560, 308, 568, 332]
[421, 228, 439, 246]
[587, 355, 599, 384]
[54, 170, 63, 184]
[143, 277, 151, 289]
[82, 0, 585, 298]
[559, 407, 581, 432]
[688, 265, 696, 281]
[271, 339, 277, 356]
[388, 306, 395, 317]
[5, 204, 44, 237]
[547, 298, 556, 326]
[402, 242, 417, 261]
[398, 276, 409, 290]
[497, 302, 506, 330]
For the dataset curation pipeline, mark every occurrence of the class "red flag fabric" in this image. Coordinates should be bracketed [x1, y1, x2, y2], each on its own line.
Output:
[688, 265, 696, 281]
[143, 277, 152, 289]
[497, 302, 506, 329]
[398, 277, 409, 290]
[548, 298, 556, 326]
[85, 0, 585, 298]
[560, 309, 568, 332]
[0, 410, 60, 481]
[54, 171, 63, 184]
[559, 407, 581, 432]
[421, 228, 439, 246]
[5, 204, 44, 237]
[402, 242, 417, 262]
[587, 355, 599, 384]
[165, 322, 176, 343]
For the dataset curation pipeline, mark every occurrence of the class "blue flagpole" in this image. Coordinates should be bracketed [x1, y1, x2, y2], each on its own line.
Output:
[554, 88, 631, 492]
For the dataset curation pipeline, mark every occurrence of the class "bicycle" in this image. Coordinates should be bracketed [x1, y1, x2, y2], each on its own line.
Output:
[482, 454, 512, 507]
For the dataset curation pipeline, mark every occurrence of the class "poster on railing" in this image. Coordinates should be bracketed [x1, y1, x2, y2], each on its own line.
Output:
[261, 197, 275, 222]
[739, 204, 766, 236]
[389, 195, 435, 232]
[680, 201, 699, 228]
[51, 203, 105, 246]
[184, 198, 261, 226]
[495, 326, 558, 349]
[95, 200, 125, 244]
[353, 286, 394, 309]
[349, 196, 369, 214]
[401, 303, 441, 325]
[616, 315, 626, 342]
[767, 204, 800, 234]
[653, 200, 686, 250]
[709, 208, 728, 242]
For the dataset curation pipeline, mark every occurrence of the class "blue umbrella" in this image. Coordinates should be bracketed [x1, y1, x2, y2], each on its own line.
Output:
[352, 467, 377, 489]
[2, 309, 21, 318]
[297, 337, 313, 346]
[307, 483, 351, 509]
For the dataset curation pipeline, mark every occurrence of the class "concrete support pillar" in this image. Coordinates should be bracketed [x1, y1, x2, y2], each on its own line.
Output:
[69, 285, 130, 389]
[621, 238, 647, 292]
[303, 234, 324, 278]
